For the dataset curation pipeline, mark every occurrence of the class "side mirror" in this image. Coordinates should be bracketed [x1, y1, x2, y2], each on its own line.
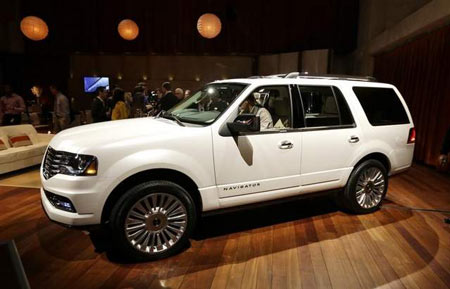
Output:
[227, 114, 260, 135]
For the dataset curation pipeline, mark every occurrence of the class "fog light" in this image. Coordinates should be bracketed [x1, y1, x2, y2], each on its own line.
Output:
[45, 191, 77, 213]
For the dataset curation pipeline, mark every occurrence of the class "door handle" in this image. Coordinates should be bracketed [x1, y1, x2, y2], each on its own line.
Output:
[279, 140, 294, 149]
[348, 135, 359, 143]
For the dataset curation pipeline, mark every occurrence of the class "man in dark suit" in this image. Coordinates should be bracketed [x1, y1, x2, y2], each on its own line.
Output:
[91, 86, 108, 123]
[159, 82, 179, 111]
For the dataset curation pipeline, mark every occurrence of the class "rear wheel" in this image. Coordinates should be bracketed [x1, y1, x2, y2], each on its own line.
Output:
[340, 159, 388, 214]
[109, 180, 196, 261]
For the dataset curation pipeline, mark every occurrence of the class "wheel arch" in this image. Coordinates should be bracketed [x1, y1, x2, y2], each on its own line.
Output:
[353, 152, 391, 173]
[101, 168, 203, 224]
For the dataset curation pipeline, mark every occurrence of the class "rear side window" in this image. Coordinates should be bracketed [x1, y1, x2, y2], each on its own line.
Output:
[299, 86, 340, 127]
[298, 86, 354, 128]
[353, 87, 409, 126]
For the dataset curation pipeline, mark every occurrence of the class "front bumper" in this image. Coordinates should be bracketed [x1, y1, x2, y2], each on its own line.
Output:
[41, 188, 97, 226]
[40, 170, 113, 226]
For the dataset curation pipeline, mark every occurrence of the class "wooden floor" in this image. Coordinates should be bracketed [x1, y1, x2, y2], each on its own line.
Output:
[0, 166, 41, 188]
[0, 164, 449, 289]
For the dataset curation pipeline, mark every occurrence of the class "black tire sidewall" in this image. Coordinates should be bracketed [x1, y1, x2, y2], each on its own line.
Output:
[344, 159, 388, 214]
[109, 180, 197, 261]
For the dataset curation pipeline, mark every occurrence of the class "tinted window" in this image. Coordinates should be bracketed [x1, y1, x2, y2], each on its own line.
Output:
[332, 86, 355, 126]
[299, 86, 340, 127]
[353, 87, 409, 126]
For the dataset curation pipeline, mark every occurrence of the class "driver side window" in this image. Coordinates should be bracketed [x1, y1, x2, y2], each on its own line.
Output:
[239, 85, 292, 131]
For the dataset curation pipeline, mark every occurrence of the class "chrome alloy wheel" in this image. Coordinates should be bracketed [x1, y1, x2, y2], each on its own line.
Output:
[125, 193, 188, 254]
[355, 167, 385, 209]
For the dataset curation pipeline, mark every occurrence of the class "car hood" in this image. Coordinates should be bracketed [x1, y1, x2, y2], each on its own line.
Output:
[49, 117, 189, 154]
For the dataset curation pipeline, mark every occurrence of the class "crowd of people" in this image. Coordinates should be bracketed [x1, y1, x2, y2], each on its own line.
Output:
[0, 81, 192, 133]
[90, 81, 191, 124]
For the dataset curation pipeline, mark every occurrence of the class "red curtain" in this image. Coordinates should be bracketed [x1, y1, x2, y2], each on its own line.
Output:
[373, 25, 450, 166]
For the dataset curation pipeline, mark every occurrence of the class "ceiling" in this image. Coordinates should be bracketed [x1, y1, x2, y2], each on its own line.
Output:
[19, 0, 359, 55]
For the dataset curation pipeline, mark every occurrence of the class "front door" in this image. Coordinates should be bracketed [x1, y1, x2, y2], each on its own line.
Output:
[213, 85, 302, 198]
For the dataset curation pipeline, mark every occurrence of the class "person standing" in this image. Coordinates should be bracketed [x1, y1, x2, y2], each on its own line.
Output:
[0, 85, 25, 125]
[131, 85, 146, 117]
[124, 91, 133, 116]
[111, 88, 129, 120]
[184, 89, 191, 99]
[50, 84, 70, 132]
[91, 86, 108, 123]
[439, 126, 450, 168]
[159, 82, 178, 111]
[174, 88, 184, 102]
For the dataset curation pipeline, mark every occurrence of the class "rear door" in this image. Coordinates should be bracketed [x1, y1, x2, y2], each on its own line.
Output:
[297, 85, 362, 187]
[352, 86, 414, 169]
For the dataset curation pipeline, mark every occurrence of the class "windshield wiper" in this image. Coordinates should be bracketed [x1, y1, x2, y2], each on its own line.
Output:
[159, 110, 185, 127]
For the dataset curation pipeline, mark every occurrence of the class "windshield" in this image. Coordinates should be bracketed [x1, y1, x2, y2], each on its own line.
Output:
[168, 83, 247, 124]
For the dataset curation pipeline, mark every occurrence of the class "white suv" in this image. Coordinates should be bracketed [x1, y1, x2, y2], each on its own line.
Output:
[41, 74, 415, 260]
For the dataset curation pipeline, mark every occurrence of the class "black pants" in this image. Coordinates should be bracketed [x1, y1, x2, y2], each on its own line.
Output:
[2, 114, 21, 126]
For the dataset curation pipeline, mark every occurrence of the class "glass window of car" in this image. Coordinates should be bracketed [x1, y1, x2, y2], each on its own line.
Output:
[299, 86, 340, 127]
[238, 86, 292, 131]
[169, 83, 247, 125]
[332, 86, 355, 126]
[353, 87, 409, 126]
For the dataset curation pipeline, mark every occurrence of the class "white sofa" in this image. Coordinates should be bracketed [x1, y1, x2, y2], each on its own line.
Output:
[0, 125, 54, 174]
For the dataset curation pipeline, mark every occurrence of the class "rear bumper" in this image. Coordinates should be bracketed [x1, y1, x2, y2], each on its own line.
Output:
[389, 164, 411, 176]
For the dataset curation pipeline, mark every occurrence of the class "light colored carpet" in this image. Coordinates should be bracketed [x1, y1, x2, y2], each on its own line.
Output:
[0, 166, 41, 188]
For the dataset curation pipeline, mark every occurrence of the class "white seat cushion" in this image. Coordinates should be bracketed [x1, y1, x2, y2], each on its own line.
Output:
[0, 150, 18, 163]
[0, 144, 47, 164]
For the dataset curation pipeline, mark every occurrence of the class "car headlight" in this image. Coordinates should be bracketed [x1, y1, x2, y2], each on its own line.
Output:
[58, 153, 98, 176]
[43, 147, 98, 178]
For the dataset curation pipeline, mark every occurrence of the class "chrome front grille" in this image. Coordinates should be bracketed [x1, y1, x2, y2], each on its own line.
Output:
[43, 147, 63, 179]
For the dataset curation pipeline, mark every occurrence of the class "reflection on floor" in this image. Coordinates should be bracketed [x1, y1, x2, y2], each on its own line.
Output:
[0, 166, 41, 188]
[0, 164, 449, 289]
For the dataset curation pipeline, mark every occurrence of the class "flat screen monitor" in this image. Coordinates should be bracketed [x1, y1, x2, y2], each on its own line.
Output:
[84, 77, 110, 93]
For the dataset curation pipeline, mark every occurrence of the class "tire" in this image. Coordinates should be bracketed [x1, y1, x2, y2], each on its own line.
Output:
[109, 180, 197, 261]
[339, 159, 388, 214]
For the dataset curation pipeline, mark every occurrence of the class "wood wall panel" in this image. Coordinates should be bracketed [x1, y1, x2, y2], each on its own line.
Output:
[69, 54, 254, 108]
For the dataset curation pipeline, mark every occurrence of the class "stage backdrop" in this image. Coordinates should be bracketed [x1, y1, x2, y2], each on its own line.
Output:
[373, 25, 450, 166]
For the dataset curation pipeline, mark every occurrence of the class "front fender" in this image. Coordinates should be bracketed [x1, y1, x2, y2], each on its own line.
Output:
[103, 147, 214, 190]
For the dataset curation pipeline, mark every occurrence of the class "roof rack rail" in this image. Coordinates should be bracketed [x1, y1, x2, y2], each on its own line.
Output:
[248, 74, 288, 79]
[284, 72, 377, 82]
[248, 72, 376, 82]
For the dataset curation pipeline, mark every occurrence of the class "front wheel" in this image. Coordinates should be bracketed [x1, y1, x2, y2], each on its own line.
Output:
[340, 159, 388, 214]
[109, 180, 197, 261]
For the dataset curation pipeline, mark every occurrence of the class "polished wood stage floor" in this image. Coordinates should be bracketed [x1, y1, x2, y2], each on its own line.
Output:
[0, 164, 449, 289]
